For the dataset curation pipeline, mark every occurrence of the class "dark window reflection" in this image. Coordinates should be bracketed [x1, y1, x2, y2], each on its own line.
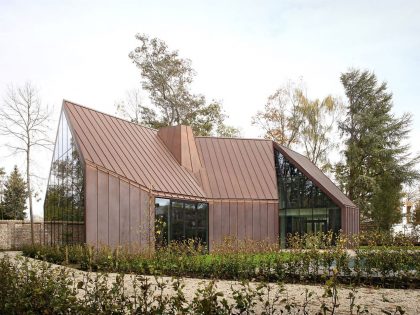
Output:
[155, 198, 208, 248]
[275, 150, 341, 246]
[44, 112, 85, 245]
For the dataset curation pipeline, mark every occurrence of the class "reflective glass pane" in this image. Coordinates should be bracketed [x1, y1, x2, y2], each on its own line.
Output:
[275, 150, 341, 245]
[44, 112, 85, 245]
[155, 198, 170, 246]
[155, 198, 209, 247]
[170, 201, 184, 241]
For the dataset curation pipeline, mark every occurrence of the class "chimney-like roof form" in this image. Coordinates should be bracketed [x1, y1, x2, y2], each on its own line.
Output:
[63, 100, 206, 200]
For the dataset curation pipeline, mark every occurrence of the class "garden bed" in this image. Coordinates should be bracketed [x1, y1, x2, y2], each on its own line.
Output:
[21, 242, 420, 289]
[1, 252, 419, 315]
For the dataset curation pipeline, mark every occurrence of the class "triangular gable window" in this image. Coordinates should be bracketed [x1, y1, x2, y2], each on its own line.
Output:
[44, 111, 85, 244]
[274, 150, 341, 246]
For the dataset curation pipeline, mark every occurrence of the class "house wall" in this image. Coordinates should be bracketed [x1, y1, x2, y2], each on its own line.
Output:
[341, 206, 360, 235]
[85, 163, 358, 250]
[208, 200, 279, 250]
[86, 163, 279, 250]
[85, 164, 153, 249]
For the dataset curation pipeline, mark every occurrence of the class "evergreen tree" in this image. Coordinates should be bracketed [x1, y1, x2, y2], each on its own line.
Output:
[0, 166, 28, 220]
[336, 69, 420, 231]
[0, 167, 5, 219]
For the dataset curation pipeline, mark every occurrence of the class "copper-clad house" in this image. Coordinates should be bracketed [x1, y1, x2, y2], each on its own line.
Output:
[44, 100, 359, 248]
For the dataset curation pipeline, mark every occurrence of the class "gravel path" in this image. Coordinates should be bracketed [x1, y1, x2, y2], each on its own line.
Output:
[1, 251, 419, 314]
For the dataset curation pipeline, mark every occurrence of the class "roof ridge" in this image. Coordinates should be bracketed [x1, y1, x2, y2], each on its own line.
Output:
[196, 135, 271, 141]
[278, 143, 312, 160]
[63, 99, 159, 133]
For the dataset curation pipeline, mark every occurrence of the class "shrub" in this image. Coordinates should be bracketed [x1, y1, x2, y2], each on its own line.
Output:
[0, 254, 410, 315]
[20, 232, 420, 289]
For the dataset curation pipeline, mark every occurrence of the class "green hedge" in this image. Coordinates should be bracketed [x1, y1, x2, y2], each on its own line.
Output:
[22, 241, 420, 288]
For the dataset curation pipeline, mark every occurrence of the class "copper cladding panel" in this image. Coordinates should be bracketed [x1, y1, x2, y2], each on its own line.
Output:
[129, 183, 141, 245]
[119, 181, 130, 245]
[97, 170, 109, 246]
[108, 175, 120, 247]
[85, 165, 152, 248]
[252, 202, 261, 241]
[245, 202, 253, 239]
[209, 201, 279, 246]
[85, 164, 98, 246]
[341, 206, 359, 235]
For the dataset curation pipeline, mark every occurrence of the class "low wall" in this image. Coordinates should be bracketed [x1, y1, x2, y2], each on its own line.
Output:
[0, 220, 45, 250]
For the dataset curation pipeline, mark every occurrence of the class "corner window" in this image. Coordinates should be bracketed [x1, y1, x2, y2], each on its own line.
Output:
[44, 111, 85, 245]
[275, 150, 341, 246]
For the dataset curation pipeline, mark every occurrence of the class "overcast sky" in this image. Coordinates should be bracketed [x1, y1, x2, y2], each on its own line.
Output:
[1, 0, 419, 217]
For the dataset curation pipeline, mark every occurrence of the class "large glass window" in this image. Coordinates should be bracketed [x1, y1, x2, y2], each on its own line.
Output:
[44, 112, 85, 245]
[275, 150, 341, 246]
[155, 198, 208, 247]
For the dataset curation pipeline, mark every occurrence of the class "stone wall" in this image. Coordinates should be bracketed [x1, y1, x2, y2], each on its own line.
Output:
[0, 220, 45, 250]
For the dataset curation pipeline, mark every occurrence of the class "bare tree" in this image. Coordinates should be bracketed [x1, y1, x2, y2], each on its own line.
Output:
[115, 88, 161, 128]
[0, 82, 52, 244]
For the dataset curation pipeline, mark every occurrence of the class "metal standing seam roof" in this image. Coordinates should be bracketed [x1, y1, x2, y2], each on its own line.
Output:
[274, 143, 356, 208]
[63, 100, 355, 207]
[63, 100, 206, 199]
[195, 137, 278, 200]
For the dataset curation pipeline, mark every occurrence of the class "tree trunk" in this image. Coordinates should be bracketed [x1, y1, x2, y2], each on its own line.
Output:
[27, 145, 34, 245]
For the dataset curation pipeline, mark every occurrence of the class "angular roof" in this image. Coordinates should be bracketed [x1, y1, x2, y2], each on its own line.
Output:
[63, 101, 206, 200]
[274, 143, 356, 208]
[63, 100, 355, 208]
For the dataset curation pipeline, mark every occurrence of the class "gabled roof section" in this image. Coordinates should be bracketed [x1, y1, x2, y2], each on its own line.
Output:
[63, 100, 206, 199]
[274, 143, 356, 208]
[195, 137, 278, 200]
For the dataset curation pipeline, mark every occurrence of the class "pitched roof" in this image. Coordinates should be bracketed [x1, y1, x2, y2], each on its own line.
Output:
[63, 100, 355, 208]
[275, 143, 356, 208]
[63, 100, 206, 199]
[195, 137, 278, 200]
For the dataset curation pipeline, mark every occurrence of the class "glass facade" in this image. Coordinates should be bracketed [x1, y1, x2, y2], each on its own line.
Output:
[44, 112, 85, 245]
[155, 197, 208, 247]
[274, 150, 341, 246]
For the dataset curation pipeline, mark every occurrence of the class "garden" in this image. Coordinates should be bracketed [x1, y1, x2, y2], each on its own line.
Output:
[1, 231, 419, 314]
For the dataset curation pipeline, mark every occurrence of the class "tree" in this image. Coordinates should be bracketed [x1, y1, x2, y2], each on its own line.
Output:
[0, 167, 5, 200]
[252, 80, 342, 170]
[252, 81, 304, 147]
[0, 82, 52, 242]
[128, 34, 239, 137]
[406, 184, 420, 227]
[414, 202, 420, 226]
[336, 69, 420, 231]
[44, 144, 84, 222]
[0, 167, 5, 219]
[299, 94, 342, 171]
[0, 166, 27, 220]
[115, 88, 163, 128]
